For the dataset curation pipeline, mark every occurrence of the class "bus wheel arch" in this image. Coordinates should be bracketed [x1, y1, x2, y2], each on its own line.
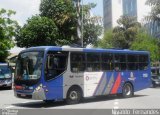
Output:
[66, 85, 83, 105]
[122, 81, 134, 98]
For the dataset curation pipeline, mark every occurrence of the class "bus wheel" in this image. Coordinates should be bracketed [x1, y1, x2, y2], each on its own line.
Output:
[122, 83, 134, 98]
[66, 87, 82, 105]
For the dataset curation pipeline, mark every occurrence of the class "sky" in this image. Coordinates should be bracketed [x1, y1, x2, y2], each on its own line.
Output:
[0, 0, 103, 26]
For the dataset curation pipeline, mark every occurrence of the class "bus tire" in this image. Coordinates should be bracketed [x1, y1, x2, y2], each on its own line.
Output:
[122, 82, 134, 98]
[66, 87, 82, 105]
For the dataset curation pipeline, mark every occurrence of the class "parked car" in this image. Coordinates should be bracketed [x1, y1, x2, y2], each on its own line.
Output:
[151, 67, 160, 88]
[0, 63, 12, 89]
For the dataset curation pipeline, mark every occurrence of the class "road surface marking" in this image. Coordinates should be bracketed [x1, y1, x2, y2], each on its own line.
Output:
[21, 101, 30, 104]
[5, 106, 14, 109]
[114, 101, 119, 105]
[113, 99, 119, 109]
[113, 106, 119, 109]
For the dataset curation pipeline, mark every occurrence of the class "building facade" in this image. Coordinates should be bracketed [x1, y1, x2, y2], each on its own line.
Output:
[103, 0, 151, 29]
[103, 0, 160, 38]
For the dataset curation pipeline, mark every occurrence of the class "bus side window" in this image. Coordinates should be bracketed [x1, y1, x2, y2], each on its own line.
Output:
[101, 53, 114, 71]
[71, 53, 85, 72]
[114, 54, 127, 71]
[127, 54, 139, 70]
[139, 55, 149, 70]
[86, 53, 101, 72]
[46, 51, 68, 80]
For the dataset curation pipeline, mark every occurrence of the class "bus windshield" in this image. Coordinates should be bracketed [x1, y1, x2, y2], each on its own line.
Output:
[15, 51, 44, 81]
[0, 65, 11, 79]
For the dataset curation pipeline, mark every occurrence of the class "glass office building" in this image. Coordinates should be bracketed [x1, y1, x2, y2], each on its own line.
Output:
[103, 0, 160, 38]
[123, 0, 137, 17]
[103, 0, 138, 30]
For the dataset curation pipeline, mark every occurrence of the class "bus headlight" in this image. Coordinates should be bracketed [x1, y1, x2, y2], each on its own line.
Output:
[35, 84, 42, 91]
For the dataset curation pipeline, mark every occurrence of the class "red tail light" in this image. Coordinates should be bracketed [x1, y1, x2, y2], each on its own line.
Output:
[15, 85, 23, 90]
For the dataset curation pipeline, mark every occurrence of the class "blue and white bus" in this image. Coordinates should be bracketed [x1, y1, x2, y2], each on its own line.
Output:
[14, 46, 151, 104]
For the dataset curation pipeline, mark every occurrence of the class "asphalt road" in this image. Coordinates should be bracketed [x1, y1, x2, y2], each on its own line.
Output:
[0, 87, 160, 109]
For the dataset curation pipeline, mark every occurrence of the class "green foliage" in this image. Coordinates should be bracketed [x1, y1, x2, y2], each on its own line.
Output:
[82, 3, 103, 47]
[98, 15, 159, 62]
[112, 16, 141, 49]
[40, 0, 77, 44]
[145, 0, 160, 62]
[98, 16, 140, 49]
[146, 0, 160, 5]
[16, 0, 102, 48]
[97, 30, 113, 48]
[40, 0, 76, 25]
[145, 0, 160, 22]
[40, 0, 103, 47]
[16, 16, 59, 47]
[83, 23, 102, 47]
[131, 31, 160, 61]
[0, 8, 18, 62]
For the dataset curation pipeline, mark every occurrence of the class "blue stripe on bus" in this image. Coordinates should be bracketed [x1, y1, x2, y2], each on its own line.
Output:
[102, 72, 112, 95]
[93, 72, 105, 96]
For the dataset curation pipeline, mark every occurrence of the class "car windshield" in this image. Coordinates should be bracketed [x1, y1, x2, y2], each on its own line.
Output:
[15, 51, 44, 80]
[0, 65, 11, 79]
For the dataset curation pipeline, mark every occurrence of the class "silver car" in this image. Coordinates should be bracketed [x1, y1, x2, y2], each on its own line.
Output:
[0, 63, 12, 89]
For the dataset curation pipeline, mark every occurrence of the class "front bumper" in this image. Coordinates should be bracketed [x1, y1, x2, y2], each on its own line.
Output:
[0, 80, 12, 87]
[14, 87, 46, 100]
[154, 81, 160, 85]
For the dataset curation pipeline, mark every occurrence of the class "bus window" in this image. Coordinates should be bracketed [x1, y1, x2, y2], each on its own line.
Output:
[127, 55, 139, 70]
[71, 53, 85, 72]
[114, 54, 127, 71]
[101, 53, 114, 71]
[86, 53, 100, 72]
[139, 55, 149, 70]
[46, 51, 68, 80]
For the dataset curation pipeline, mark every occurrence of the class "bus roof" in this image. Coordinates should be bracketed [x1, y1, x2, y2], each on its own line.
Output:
[20, 46, 149, 55]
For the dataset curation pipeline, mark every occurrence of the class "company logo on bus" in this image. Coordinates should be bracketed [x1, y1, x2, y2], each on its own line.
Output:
[128, 72, 136, 81]
[86, 76, 89, 81]
[85, 76, 98, 81]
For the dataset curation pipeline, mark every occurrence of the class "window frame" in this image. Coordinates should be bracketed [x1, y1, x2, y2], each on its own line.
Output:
[70, 52, 86, 73]
[45, 51, 68, 81]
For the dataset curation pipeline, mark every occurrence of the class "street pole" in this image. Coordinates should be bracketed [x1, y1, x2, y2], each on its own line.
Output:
[73, 0, 83, 47]
[81, 0, 83, 48]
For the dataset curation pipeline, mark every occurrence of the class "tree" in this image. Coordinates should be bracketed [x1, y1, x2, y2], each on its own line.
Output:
[98, 16, 141, 49]
[40, 0, 103, 47]
[131, 30, 159, 61]
[0, 8, 18, 62]
[146, 0, 160, 22]
[40, 0, 78, 44]
[97, 30, 113, 48]
[146, 0, 160, 38]
[82, 3, 103, 47]
[145, 0, 160, 62]
[16, 16, 59, 47]
[112, 15, 141, 49]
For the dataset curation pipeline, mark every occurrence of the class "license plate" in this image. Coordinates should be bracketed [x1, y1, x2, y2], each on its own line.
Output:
[21, 94, 26, 97]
